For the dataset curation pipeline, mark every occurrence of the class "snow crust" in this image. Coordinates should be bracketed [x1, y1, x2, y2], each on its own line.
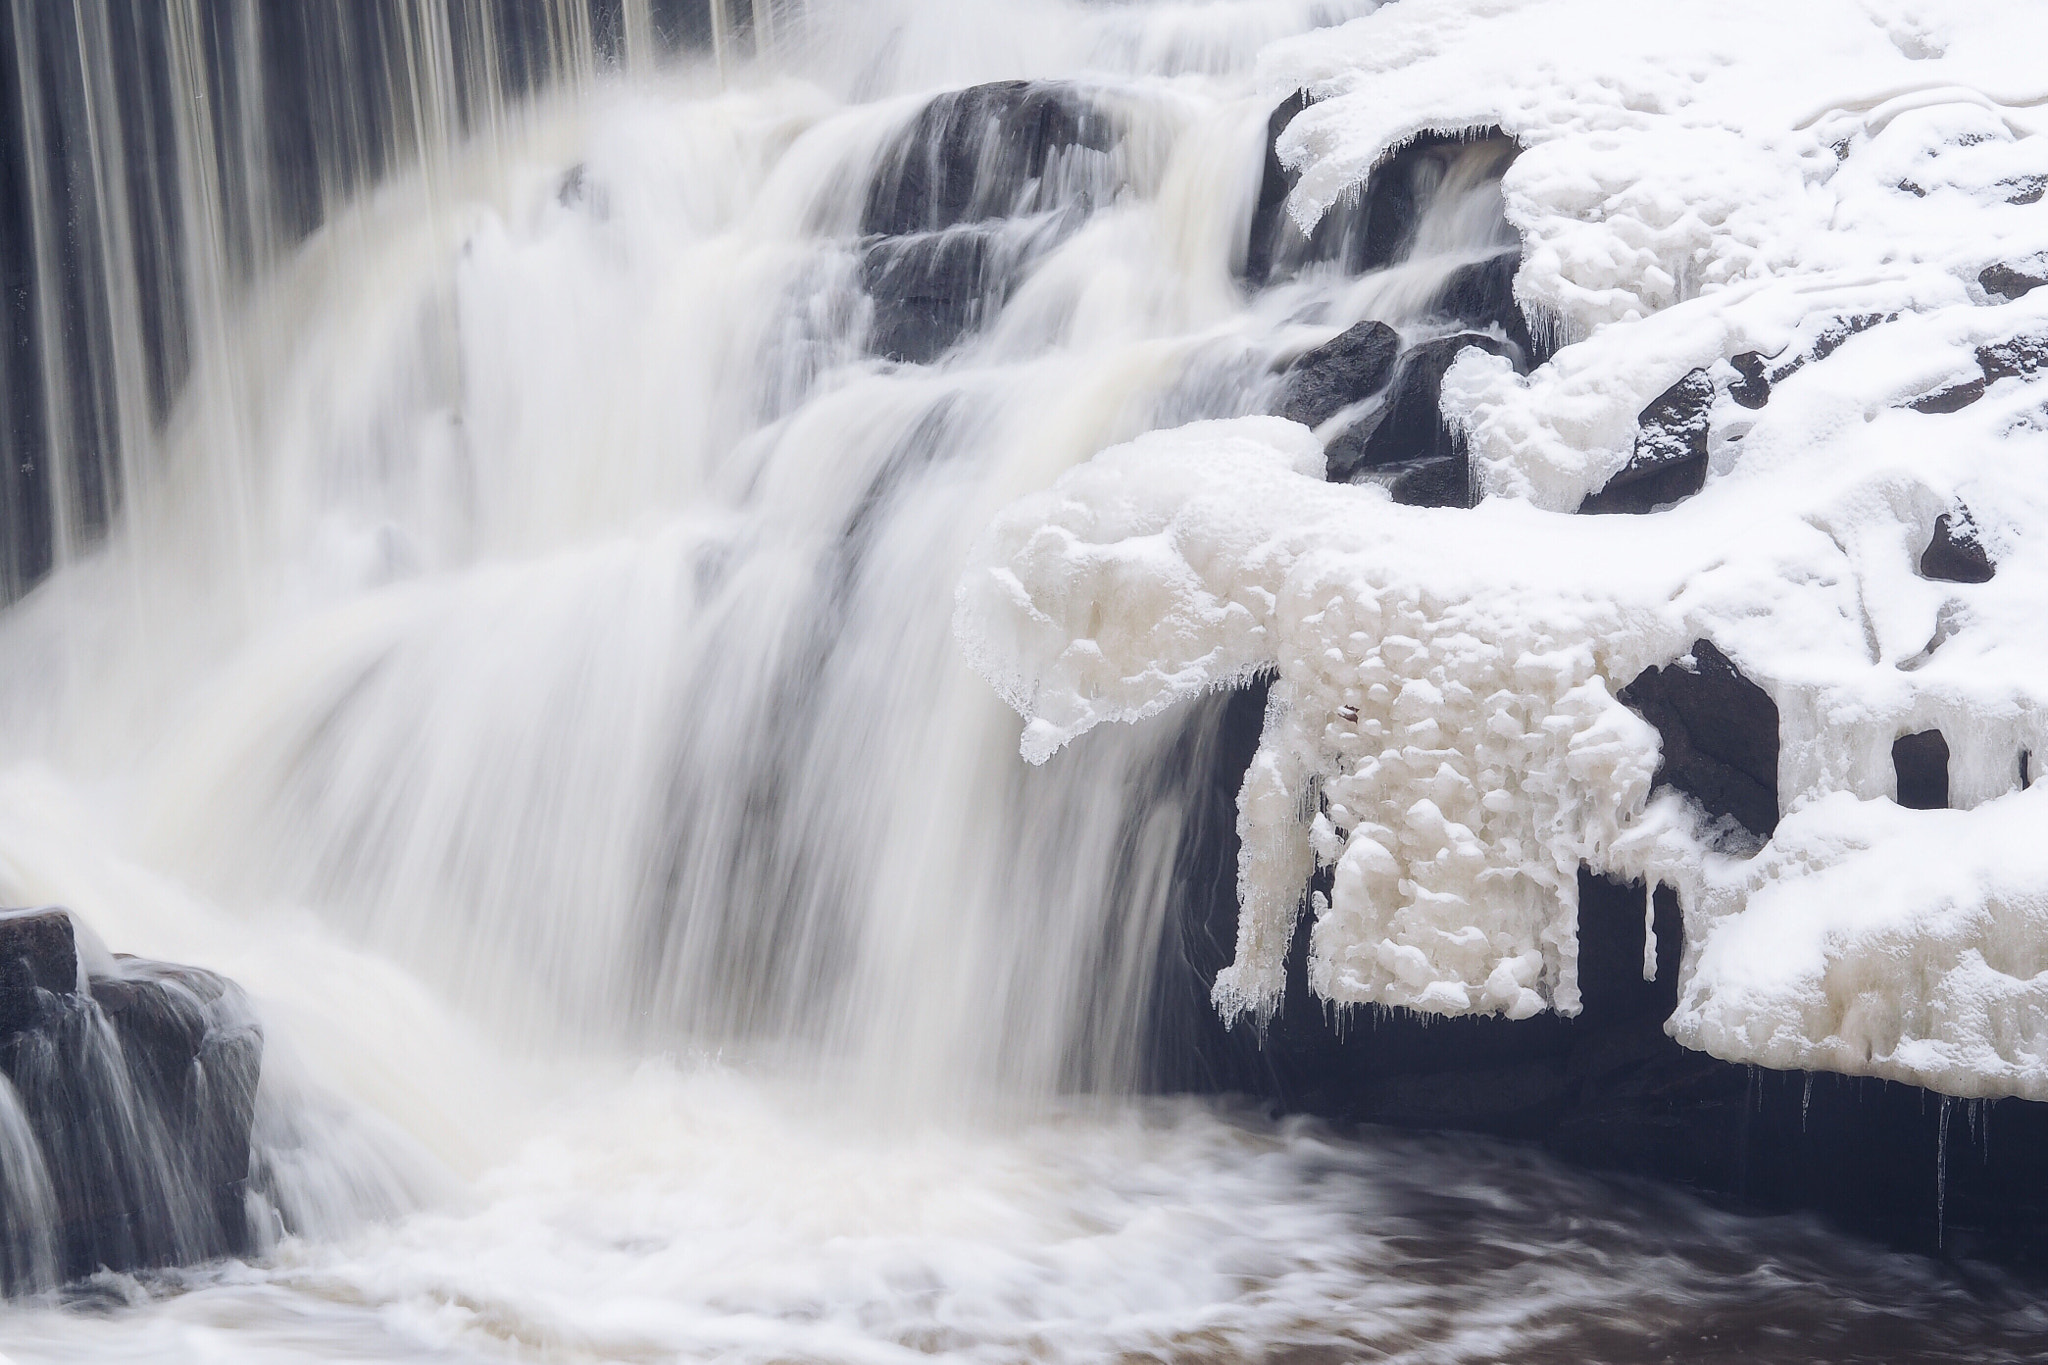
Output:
[958, 0, 2048, 1096]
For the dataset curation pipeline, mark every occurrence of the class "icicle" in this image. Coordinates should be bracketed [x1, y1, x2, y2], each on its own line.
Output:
[1936, 1095, 1952, 1250]
[1641, 879, 1658, 982]
[1801, 1071, 1812, 1131]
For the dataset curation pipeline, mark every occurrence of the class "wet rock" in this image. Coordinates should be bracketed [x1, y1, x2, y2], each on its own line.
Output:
[1920, 508, 1995, 583]
[1386, 455, 1474, 509]
[1428, 249, 1540, 362]
[1325, 332, 1508, 483]
[0, 910, 78, 1034]
[1275, 320, 1401, 427]
[0, 908, 261, 1286]
[861, 81, 1117, 238]
[1979, 260, 2048, 300]
[1893, 730, 1951, 810]
[1244, 116, 1520, 288]
[1243, 92, 1310, 287]
[861, 228, 995, 364]
[1618, 639, 1780, 838]
[1580, 368, 1714, 514]
[1356, 132, 1518, 275]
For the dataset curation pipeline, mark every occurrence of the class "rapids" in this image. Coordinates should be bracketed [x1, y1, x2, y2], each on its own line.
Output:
[0, 0, 2041, 1358]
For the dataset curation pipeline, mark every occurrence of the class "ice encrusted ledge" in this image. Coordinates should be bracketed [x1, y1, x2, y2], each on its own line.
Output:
[955, 0, 2048, 1101]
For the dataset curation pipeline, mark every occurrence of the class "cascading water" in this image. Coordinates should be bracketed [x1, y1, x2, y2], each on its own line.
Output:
[1, 1, 2046, 1359]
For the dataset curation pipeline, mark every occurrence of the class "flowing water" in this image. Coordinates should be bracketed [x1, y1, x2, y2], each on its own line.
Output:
[0, 1, 2044, 1359]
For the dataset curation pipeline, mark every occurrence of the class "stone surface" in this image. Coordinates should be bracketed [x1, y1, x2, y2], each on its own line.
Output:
[1580, 368, 1714, 514]
[1275, 320, 1401, 427]
[1920, 508, 1996, 583]
[0, 908, 261, 1285]
[1325, 332, 1508, 483]
[1894, 729, 1952, 810]
[1980, 260, 2048, 300]
[1618, 639, 1780, 838]
[861, 81, 1116, 238]
[861, 228, 996, 365]
[1428, 248, 1541, 362]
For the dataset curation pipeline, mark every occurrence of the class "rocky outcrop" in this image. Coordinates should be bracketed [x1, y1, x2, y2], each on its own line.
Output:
[855, 81, 1119, 364]
[0, 908, 260, 1289]
[1154, 685, 2048, 1264]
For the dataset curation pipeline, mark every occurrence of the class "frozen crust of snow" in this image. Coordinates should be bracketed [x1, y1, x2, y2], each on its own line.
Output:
[958, 0, 2048, 1097]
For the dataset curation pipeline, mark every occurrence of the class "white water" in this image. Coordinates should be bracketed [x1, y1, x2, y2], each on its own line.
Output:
[0, 1, 2042, 1358]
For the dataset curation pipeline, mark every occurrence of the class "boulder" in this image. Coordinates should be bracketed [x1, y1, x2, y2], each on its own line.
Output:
[1617, 638, 1780, 838]
[1275, 320, 1401, 427]
[1580, 368, 1713, 514]
[1242, 92, 1310, 287]
[1920, 508, 1996, 583]
[1324, 332, 1508, 484]
[861, 81, 1117, 238]
[1427, 248, 1543, 363]
[1980, 259, 2048, 300]
[0, 908, 260, 1287]
[861, 228, 995, 365]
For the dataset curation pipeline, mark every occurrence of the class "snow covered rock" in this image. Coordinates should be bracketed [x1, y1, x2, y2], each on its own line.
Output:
[959, 0, 2048, 1101]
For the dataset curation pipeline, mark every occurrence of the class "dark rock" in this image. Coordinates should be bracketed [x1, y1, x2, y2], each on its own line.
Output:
[1811, 312, 1891, 363]
[0, 910, 78, 1034]
[1909, 331, 2048, 412]
[1979, 260, 2048, 300]
[1893, 729, 1951, 810]
[0, 909, 261, 1288]
[1243, 118, 1520, 289]
[1154, 706, 2048, 1263]
[860, 228, 996, 365]
[1911, 378, 1989, 413]
[2001, 175, 2048, 206]
[1920, 508, 1995, 583]
[1428, 249, 1540, 362]
[1275, 320, 1401, 427]
[1243, 92, 1309, 287]
[1728, 350, 1772, 408]
[1325, 332, 1508, 483]
[1979, 331, 2048, 382]
[1387, 455, 1475, 509]
[861, 81, 1117, 238]
[1580, 368, 1714, 514]
[1356, 132, 1518, 275]
[1618, 638, 1780, 838]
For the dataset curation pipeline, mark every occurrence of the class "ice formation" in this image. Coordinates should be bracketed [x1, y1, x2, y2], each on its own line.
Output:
[957, 0, 2048, 1097]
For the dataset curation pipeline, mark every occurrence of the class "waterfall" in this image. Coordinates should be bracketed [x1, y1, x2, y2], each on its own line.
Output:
[0, 0, 2045, 1357]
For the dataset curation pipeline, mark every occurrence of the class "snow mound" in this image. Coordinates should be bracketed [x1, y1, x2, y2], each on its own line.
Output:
[958, 0, 2048, 1097]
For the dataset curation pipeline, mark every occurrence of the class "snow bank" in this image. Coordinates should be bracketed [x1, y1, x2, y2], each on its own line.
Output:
[958, 0, 2048, 1096]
